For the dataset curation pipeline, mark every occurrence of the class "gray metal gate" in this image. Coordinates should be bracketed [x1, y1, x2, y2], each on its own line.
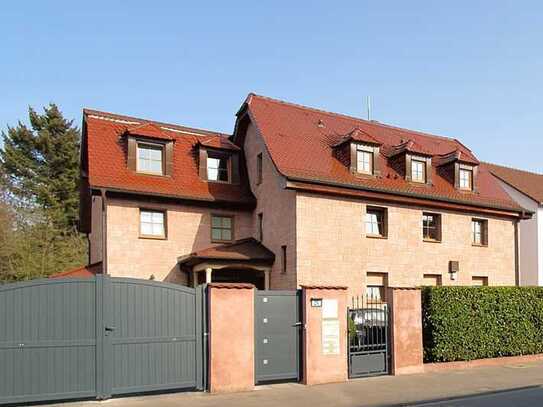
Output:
[254, 290, 301, 384]
[0, 275, 206, 405]
[347, 301, 390, 378]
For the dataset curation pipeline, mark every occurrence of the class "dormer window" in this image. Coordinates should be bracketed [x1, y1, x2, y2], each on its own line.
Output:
[356, 146, 374, 174]
[207, 153, 229, 182]
[411, 158, 427, 183]
[137, 142, 164, 175]
[459, 167, 473, 190]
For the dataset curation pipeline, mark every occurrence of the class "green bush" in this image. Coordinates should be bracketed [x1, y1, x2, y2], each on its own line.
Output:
[422, 286, 543, 363]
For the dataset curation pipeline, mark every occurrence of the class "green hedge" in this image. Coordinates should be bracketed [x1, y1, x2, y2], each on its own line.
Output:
[422, 286, 543, 363]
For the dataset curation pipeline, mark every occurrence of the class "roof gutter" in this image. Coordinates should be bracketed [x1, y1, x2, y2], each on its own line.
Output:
[285, 175, 532, 219]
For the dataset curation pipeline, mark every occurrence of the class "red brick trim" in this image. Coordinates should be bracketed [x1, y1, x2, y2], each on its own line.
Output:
[300, 285, 348, 290]
[424, 353, 543, 373]
[207, 283, 255, 289]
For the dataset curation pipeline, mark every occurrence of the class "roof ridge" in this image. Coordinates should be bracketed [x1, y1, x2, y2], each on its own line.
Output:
[483, 161, 543, 177]
[83, 108, 231, 138]
[248, 93, 463, 145]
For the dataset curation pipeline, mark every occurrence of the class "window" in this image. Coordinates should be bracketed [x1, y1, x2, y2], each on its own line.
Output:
[459, 168, 473, 190]
[356, 149, 373, 174]
[365, 207, 387, 237]
[422, 212, 441, 241]
[258, 213, 263, 241]
[257, 153, 263, 185]
[423, 274, 442, 286]
[207, 153, 229, 182]
[139, 210, 166, 238]
[211, 215, 233, 242]
[411, 159, 426, 183]
[281, 245, 287, 273]
[472, 219, 488, 246]
[137, 143, 164, 175]
[472, 276, 488, 286]
[366, 272, 388, 303]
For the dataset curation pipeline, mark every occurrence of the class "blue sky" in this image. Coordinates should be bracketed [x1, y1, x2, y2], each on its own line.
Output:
[1, 1, 542, 171]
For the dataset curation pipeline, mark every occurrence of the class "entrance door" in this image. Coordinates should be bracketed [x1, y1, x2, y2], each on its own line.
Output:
[254, 290, 301, 383]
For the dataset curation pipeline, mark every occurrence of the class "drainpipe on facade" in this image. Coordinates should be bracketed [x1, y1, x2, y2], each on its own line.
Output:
[101, 188, 108, 275]
[514, 218, 520, 286]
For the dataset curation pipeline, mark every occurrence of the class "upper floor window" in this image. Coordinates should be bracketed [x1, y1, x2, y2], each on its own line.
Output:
[211, 215, 233, 242]
[356, 147, 373, 174]
[411, 159, 426, 183]
[258, 213, 263, 241]
[207, 153, 229, 182]
[137, 142, 164, 175]
[459, 168, 473, 190]
[365, 206, 387, 238]
[422, 212, 441, 242]
[472, 218, 488, 246]
[256, 153, 263, 185]
[140, 209, 166, 238]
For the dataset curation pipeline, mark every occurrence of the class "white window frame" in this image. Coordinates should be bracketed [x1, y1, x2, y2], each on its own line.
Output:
[139, 209, 166, 238]
[356, 148, 373, 174]
[136, 142, 164, 175]
[411, 159, 426, 183]
[459, 168, 473, 190]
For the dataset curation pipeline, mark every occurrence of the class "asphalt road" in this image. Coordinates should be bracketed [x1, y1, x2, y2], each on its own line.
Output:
[408, 386, 543, 407]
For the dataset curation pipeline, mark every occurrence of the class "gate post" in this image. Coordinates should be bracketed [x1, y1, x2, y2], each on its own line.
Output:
[388, 287, 424, 375]
[207, 283, 255, 393]
[301, 286, 348, 385]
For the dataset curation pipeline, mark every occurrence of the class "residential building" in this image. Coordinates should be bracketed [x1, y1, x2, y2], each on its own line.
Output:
[485, 162, 543, 285]
[79, 94, 527, 298]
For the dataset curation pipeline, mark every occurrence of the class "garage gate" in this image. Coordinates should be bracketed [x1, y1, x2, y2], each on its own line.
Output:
[0, 275, 206, 405]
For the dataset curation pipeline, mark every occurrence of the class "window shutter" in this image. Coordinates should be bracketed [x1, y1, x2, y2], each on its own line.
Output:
[127, 136, 137, 171]
[373, 147, 381, 176]
[198, 147, 208, 179]
[454, 163, 460, 189]
[425, 158, 432, 185]
[472, 165, 479, 192]
[405, 154, 412, 181]
[350, 143, 357, 173]
[231, 153, 240, 184]
[165, 141, 174, 176]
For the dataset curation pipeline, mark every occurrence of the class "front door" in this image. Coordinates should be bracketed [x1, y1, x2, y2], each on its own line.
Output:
[254, 290, 301, 383]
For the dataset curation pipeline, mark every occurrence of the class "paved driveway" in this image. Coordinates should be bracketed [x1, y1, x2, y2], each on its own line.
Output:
[50, 360, 543, 407]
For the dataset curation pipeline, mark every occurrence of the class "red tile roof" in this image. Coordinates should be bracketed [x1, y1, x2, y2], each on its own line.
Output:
[178, 238, 275, 266]
[484, 162, 543, 204]
[243, 94, 521, 213]
[49, 265, 95, 279]
[83, 109, 254, 205]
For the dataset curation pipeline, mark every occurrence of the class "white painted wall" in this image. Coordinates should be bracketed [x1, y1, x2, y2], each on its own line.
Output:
[497, 179, 541, 285]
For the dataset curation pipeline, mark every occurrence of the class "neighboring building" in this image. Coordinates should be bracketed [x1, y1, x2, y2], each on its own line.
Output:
[79, 94, 527, 298]
[485, 162, 543, 286]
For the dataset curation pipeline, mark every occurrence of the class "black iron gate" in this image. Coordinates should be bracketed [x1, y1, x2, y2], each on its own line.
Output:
[254, 290, 302, 383]
[347, 298, 390, 378]
[0, 275, 206, 405]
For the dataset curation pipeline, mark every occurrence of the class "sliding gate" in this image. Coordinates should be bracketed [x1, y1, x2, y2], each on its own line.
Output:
[0, 275, 206, 405]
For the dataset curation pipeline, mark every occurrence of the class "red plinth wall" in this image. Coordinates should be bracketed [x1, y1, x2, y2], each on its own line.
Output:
[389, 287, 424, 375]
[208, 283, 255, 393]
[302, 286, 348, 385]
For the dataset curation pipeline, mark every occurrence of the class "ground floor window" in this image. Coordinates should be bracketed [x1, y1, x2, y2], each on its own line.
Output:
[422, 274, 442, 286]
[366, 272, 388, 304]
[472, 276, 488, 286]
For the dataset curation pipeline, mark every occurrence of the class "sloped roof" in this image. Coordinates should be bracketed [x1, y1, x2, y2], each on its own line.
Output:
[177, 238, 275, 266]
[82, 109, 254, 206]
[49, 265, 95, 279]
[484, 162, 543, 204]
[242, 94, 521, 213]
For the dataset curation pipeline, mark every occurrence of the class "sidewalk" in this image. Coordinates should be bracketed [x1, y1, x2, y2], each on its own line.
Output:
[53, 360, 543, 407]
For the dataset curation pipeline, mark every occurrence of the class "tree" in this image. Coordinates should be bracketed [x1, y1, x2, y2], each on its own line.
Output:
[0, 105, 86, 281]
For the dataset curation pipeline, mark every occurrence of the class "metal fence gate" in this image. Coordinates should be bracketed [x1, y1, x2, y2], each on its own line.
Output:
[0, 275, 206, 405]
[347, 298, 390, 378]
[254, 290, 302, 384]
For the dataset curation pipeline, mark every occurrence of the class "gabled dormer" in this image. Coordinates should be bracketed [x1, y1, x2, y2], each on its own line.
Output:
[385, 140, 433, 185]
[333, 128, 382, 176]
[125, 123, 174, 176]
[197, 136, 241, 184]
[435, 150, 480, 192]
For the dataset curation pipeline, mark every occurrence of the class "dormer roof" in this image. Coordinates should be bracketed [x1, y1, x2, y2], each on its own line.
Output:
[125, 122, 174, 141]
[332, 127, 381, 148]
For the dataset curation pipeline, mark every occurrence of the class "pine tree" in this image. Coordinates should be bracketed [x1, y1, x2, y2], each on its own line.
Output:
[0, 104, 87, 281]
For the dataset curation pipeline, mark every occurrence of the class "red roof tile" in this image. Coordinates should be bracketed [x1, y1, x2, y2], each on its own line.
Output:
[178, 238, 275, 266]
[198, 135, 240, 151]
[49, 265, 95, 279]
[83, 109, 254, 205]
[484, 162, 543, 204]
[243, 94, 521, 212]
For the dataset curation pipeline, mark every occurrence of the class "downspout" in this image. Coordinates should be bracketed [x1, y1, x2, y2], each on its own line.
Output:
[101, 188, 108, 275]
[514, 218, 520, 286]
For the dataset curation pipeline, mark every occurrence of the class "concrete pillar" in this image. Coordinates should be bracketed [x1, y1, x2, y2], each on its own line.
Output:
[205, 267, 213, 284]
[301, 286, 348, 385]
[388, 287, 424, 375]
[264, 269, 270, 290]
[192, 271, 198, 288]
[208, 283, 255, 393]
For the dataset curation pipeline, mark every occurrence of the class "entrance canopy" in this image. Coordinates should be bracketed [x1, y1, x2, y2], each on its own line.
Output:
[178, 238, 275, 289]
